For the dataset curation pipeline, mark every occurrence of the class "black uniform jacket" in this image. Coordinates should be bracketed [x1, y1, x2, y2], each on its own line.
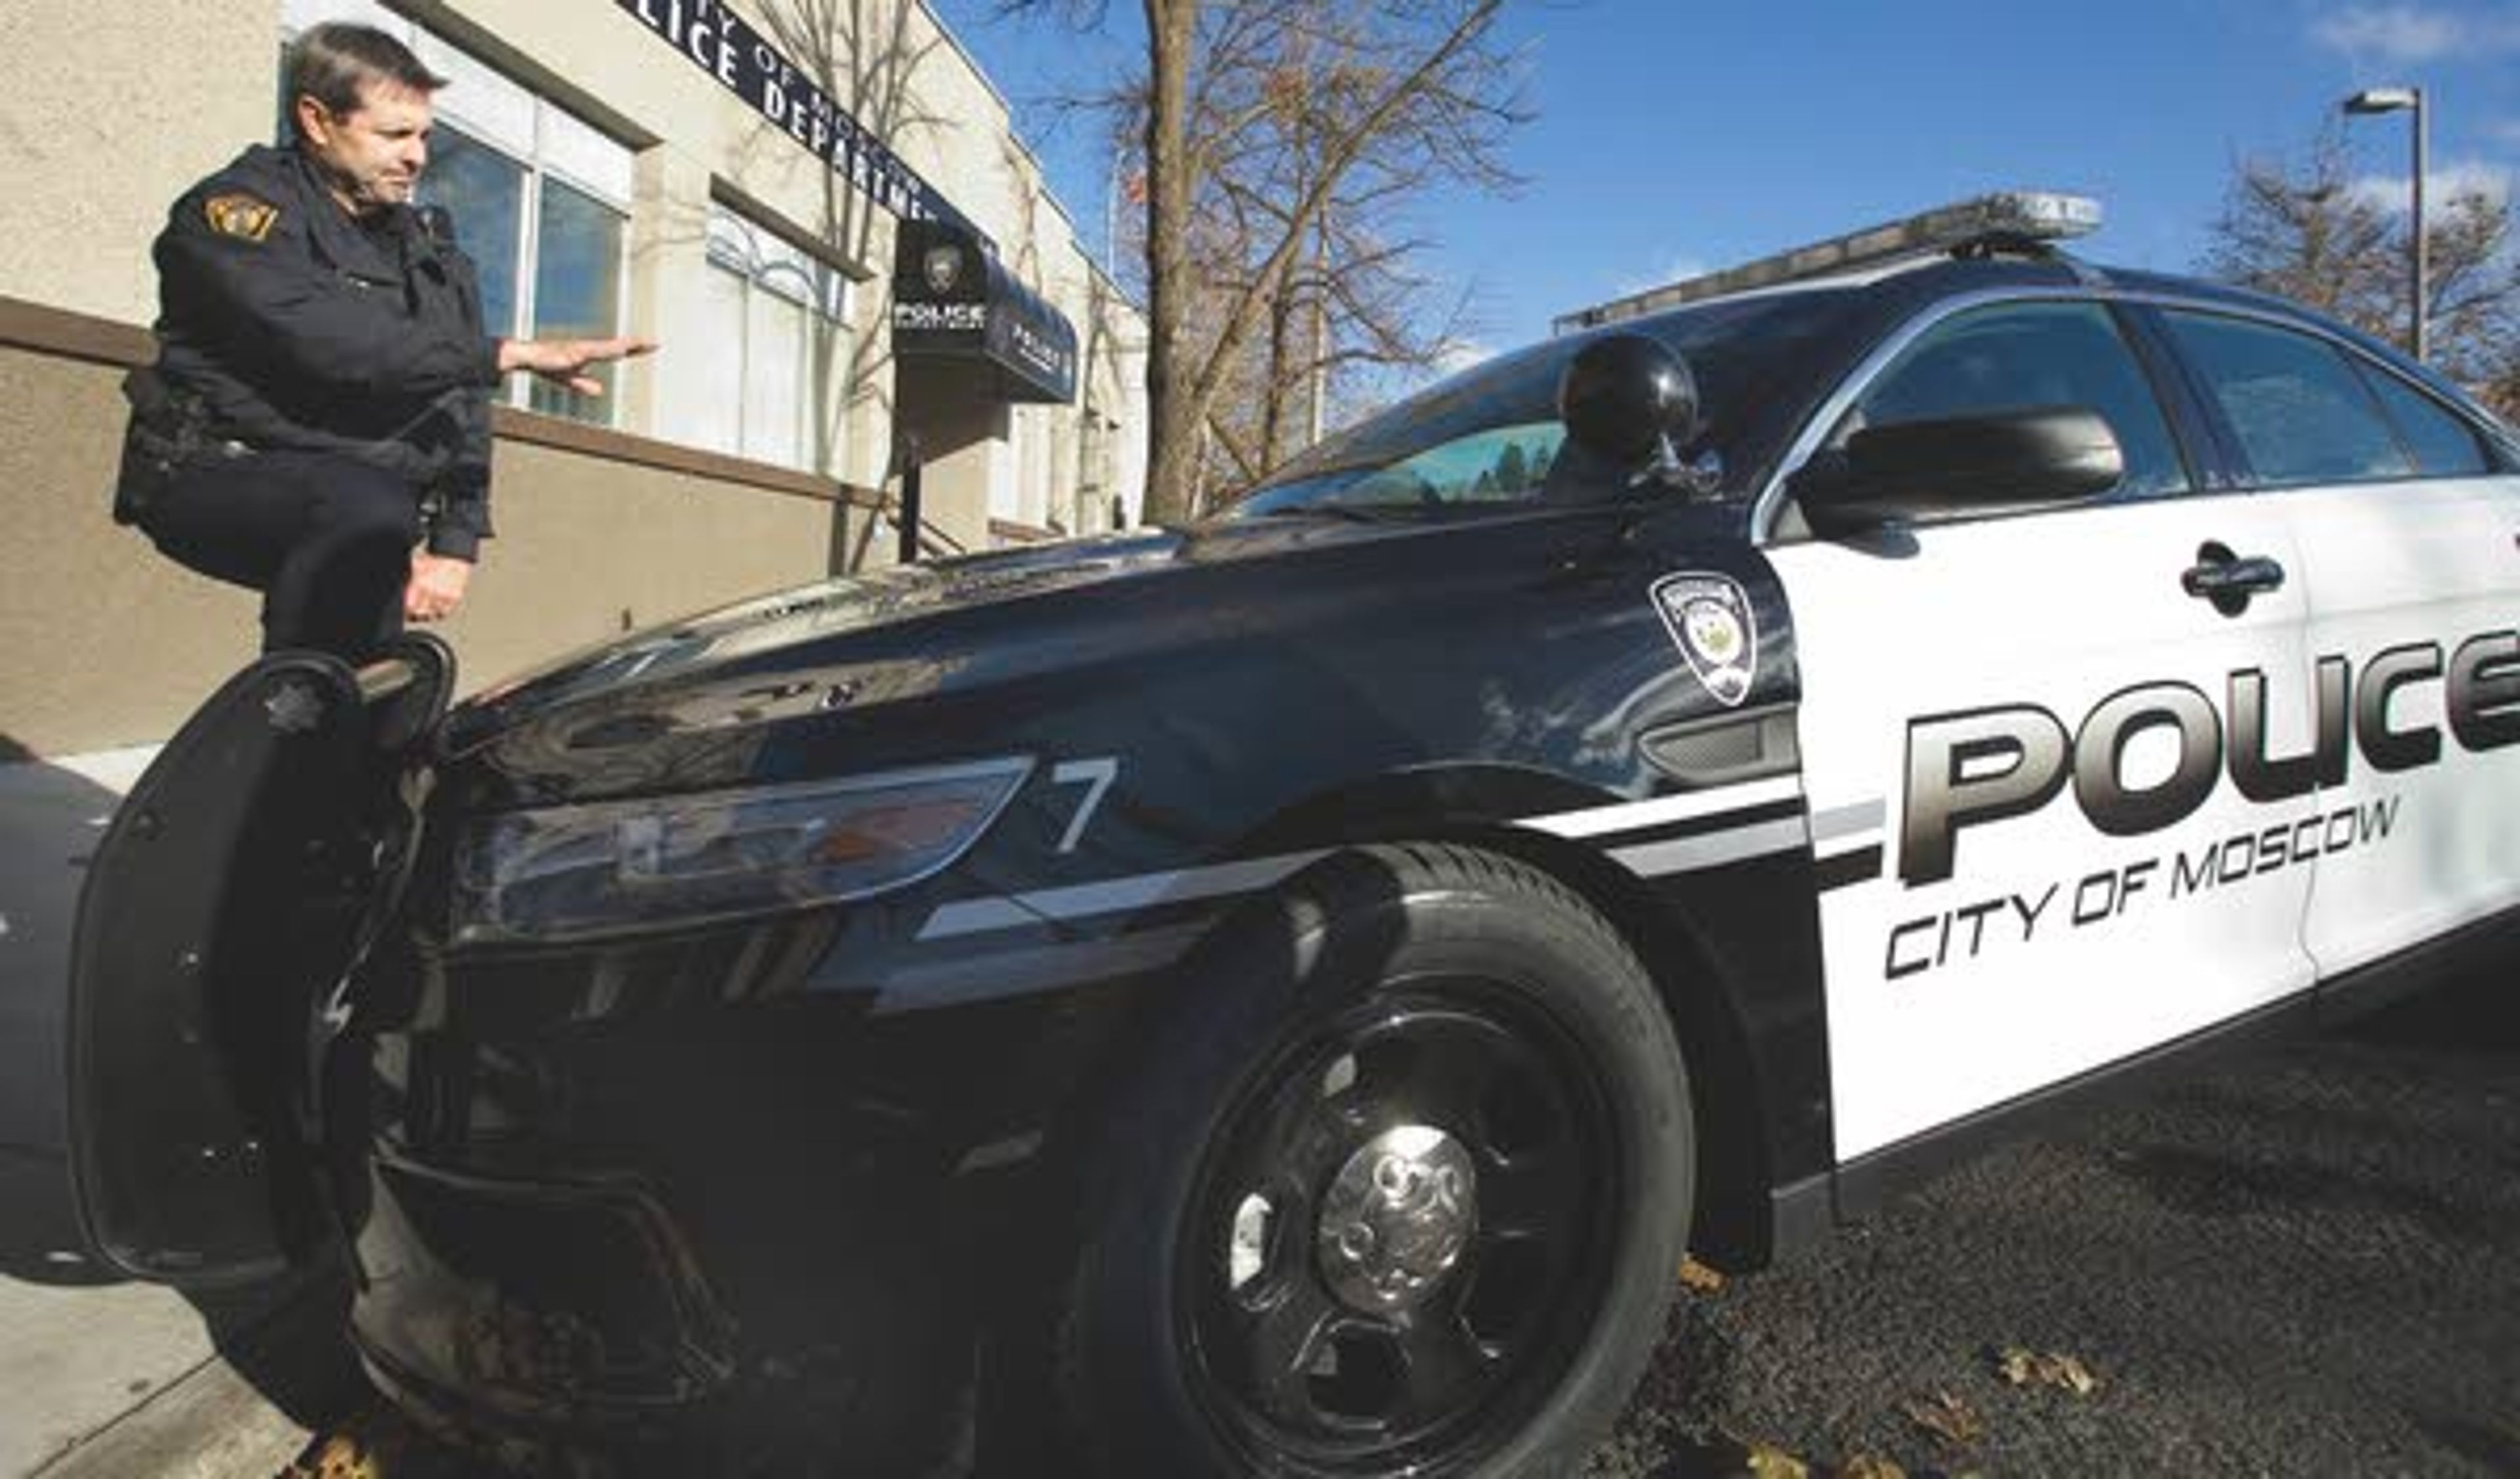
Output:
[122, 144, 503, 560]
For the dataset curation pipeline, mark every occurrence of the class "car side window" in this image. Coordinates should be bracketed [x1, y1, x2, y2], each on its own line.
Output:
[1843, 300, 2190, 500]
[2160, 311, 2414, 485]
[1335, 423, 1569, 506]
[2357, 364, 2492, 476]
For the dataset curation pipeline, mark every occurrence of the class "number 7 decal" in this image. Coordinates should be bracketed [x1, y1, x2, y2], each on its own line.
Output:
[1052, 758, 1120, 854]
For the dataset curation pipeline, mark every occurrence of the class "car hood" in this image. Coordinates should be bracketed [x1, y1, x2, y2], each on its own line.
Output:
[437, 501, 1752, 802]
[442, 516, 1450, 756]
[454, 528, 1178, 724]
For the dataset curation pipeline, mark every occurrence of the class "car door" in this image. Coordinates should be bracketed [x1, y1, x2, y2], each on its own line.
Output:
[1764, 294, 2323, 1164]
[66, 637, 452, 1283]
[2156, 307, 2520, 975]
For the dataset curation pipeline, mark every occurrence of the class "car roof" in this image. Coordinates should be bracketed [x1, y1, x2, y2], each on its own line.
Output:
[1622, 251, 2489, 408]
[1637, 254, 2264, 330]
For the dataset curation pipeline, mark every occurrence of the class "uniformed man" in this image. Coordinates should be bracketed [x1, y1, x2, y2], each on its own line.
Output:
[116, 21, 654, 661]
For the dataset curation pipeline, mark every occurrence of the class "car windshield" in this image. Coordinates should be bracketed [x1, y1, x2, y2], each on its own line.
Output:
[1223, 289, 1865, 519]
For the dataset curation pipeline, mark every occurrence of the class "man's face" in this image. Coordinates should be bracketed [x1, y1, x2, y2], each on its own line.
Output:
[296, 77, 432, 215]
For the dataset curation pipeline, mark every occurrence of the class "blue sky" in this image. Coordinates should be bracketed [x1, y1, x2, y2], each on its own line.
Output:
[926, 1, 2520, 358]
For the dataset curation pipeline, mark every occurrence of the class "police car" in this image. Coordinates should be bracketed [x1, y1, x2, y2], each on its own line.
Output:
[66, 192, 2520, 1476]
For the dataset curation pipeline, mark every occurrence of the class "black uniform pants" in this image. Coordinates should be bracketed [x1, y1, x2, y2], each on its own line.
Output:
[138, 449, 421, 662]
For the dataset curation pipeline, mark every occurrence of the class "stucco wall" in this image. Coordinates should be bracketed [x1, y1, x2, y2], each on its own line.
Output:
[0, 343, 852, 758]
[0, 5, 280, 326]
[435, 435, 849, 693]
[0, 347, 261, 756]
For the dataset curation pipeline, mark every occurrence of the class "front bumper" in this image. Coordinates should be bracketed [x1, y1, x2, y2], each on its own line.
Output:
[335, 911, 1178, 1467]
[348, 1157, 990, 1474]
[352, 1156, 732, 1420]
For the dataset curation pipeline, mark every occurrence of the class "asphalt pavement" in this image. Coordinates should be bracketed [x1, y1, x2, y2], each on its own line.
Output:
[1589, 967, 2520, 1479]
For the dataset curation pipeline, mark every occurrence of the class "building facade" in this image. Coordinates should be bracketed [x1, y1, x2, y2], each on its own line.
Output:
[0, 0, 1146, 757]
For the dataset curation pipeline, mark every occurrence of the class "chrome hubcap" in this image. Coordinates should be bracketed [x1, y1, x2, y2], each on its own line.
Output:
[1316, 1124, 1478, 1312]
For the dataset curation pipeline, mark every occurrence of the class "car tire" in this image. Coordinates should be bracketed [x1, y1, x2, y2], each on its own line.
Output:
[1005, 842, 1695, 1478]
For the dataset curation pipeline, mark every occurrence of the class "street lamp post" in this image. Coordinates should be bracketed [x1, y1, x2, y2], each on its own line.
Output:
[2343, 85, 2427, 362]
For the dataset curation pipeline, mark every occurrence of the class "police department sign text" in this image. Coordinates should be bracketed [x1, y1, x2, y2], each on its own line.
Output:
[614, 0, 976, 237]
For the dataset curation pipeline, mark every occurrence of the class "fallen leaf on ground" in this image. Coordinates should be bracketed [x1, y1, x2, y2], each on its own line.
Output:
[1994, 1345, 2101, 1396]
[280, 1430, 384, 1479]
[1904, 1390, 1985, 1447]
[1740, 1441, 1811, 1478]
[1839, 1455, 1908, 1479]
[1679, 1255, 1727, 1292]
[276, 1407, 448, 1479]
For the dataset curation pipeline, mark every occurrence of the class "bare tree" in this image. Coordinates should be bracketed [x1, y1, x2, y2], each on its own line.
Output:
[2418, 188, 2520, 389]
[1004, 0, 1524, 521]
[1240, 207, 1482, 475]
[2203, 127, 2520, 393]
[1224, 8, 1502, 479]
[2483, 364, 2520, 423]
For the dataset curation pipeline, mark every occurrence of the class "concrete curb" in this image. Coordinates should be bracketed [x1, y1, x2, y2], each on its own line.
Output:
[26, 1264, 366, 1479]
[33, 1356, 327, 1479]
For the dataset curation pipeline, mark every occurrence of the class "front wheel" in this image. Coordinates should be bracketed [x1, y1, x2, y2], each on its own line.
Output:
[1018, 844, 1695, 1478]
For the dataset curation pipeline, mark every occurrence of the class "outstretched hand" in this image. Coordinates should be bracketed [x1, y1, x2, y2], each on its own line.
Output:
[405, 553, 473, 623]
[498, 335, 659, 397]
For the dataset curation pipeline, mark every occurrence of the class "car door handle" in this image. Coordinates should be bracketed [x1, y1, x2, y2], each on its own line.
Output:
[2182, 549, 2286, 613]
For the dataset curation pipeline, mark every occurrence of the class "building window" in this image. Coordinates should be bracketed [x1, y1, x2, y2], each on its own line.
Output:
[423, 129, 524, 347]
[1078, 409, 1114, 531]
[1031, 406, 1060, 528]
[691, 207, 853, 473]
[282, 4, 633, 427]
[526, 176, 628, 421]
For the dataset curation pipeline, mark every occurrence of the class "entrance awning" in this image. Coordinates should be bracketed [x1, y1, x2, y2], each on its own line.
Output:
[889, 221, 1078, 406]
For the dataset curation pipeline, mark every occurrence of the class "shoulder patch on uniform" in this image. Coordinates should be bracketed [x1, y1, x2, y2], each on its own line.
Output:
[203, 193, 280, 244]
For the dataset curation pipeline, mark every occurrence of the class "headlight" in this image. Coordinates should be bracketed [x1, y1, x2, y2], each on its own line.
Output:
[450, 758, 1034, 945]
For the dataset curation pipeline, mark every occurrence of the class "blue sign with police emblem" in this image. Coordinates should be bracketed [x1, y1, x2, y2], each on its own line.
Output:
[1650, 572, 1757, 708]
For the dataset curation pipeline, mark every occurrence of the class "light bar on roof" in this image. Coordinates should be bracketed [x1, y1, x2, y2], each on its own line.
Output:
[1553, 190, 2104, 335]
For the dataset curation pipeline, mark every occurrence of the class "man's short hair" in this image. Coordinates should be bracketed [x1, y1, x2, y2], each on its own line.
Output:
[285, 22, 447, 133]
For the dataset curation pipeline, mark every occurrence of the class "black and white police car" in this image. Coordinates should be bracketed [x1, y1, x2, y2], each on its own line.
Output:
[68, 191, 2520, 1476]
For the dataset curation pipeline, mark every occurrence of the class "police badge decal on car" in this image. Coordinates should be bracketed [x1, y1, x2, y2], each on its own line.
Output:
[1651, 572, 1757, 707]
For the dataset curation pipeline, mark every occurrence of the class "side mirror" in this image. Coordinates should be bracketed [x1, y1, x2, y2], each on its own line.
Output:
[1558, 334, 1700, 471]
[1792, 406, 2123, 538]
